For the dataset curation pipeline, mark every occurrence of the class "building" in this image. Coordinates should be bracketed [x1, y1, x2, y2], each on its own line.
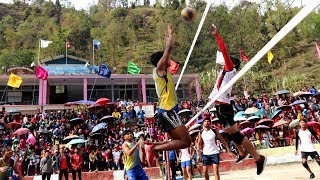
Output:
[0, 55, 201, 108]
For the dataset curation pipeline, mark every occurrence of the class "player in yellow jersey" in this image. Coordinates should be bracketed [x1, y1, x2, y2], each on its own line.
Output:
[147, 24, 191, 153]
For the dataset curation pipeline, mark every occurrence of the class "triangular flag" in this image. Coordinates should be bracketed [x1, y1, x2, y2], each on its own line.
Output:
[267, 50, 274, 64]
[40, 39, 52, 48]
[316, 43, 320, 60]
[7, 73, 22, 88]
[168, 59, 180, 74]
[216, 50, 225, 65]
[239, 49, 250, 62]
[66, 41, 71, 48]
[128, 61, 140, 74]
[36, 65, 48, 80]
[30, 62, 36, 67]
[98, 64, 112, 78]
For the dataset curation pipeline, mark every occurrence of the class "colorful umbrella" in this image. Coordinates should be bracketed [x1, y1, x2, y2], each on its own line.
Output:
[14, 128, 30, 136]
[273, 119, 288, 128]
[96, 98, 110, 106]
[69, 118, 84, 124]
[100, 115, 114, 122]
[67, 138, 86, 145]
[241, 127, 255, 135]
[63, 135, 80, 143]
[271, 109, 283, 119]
[88, 103, 103, 109]
[189, 129, 200, 136]
[257, 119, 273, 125]
[307, 121, 320, 129]
[6, 122, 22, 129]
[211, 118, 219, 123]
[92, 123, 107, 133]
[244, 107, 259, 115]
[289, 119, 300, 128]
[234, 116, 247, 122]
[178, 109, 192, 117]
[189, 124, 201, 131]
[65, 100, 95, 106]
[239, 121, 252, 128]
[292, 100, 307, 106]
[247, 116, 260, 122]
[255, 125, 269, 129]
[274, 90, 290, 95]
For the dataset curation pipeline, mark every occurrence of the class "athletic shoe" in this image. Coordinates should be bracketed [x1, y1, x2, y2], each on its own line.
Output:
[310, 173, 315, 179]
[256, 155, 267, 175]
[236, 153, 248, 164]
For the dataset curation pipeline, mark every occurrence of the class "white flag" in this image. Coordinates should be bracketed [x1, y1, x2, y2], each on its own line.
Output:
[216, 50, 225, 65]
[30, 62, 36, 67]
[40, 39, 52, 48]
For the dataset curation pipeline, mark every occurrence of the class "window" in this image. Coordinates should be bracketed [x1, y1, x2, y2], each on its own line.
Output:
[56, 86, 65, 94]
[7, 91, 22, 103]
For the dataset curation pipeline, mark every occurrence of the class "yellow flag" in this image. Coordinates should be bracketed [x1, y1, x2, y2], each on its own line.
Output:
[7, 73, 22, 88]
[267, 50, 274, 64]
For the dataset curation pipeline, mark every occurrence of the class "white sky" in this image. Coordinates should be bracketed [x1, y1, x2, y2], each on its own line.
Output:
[0, 0, 307, 10]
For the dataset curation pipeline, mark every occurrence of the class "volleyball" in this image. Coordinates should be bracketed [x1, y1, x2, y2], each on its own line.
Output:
[181, 7, 195, 21]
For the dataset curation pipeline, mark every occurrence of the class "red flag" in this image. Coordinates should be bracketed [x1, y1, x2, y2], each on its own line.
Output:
[239, 49, 250, 62]
[36, 65, 48, 80]
[66, 41, 71, 48]
[168, 59, 180, 74]
[316, 43, 320, 60]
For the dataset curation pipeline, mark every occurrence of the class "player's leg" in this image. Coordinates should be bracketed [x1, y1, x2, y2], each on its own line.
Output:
[185, 161, 192, 180]
[301, 155, 314, 179]
[212, 164, 220, 180]
[202, 155, 211, 180]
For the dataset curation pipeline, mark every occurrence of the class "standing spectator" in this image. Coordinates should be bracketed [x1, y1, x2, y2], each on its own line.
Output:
[0, 147, 23, 180]
[104, 148, 113, 171]
[137, 106, 145, 122]
[112, 147, 121, 170]
[27, 151, 40, 175]
[71, 148, 82, 180]
[56, 148, 71, 180]
[112, 109, 121, 119]
[128, 106, 137, 120]
[40, 150, 53, 180]
[88, 149, 97, 172]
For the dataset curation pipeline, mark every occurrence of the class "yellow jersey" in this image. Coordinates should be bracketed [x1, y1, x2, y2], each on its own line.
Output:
[153, 68, 178, 110]
[123, 141, 140, 171]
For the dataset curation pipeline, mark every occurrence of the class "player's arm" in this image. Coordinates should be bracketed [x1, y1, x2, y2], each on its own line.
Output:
[210, 24, 234, 72]
[197, 132, 203, 158]
[310, 128, 319, 142]
[122, 142, 139, 156]
[157, 24, 173, 76]
[295, 131, 299, 154]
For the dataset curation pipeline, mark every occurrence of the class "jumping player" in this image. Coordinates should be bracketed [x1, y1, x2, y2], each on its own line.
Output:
[208, 24, 266, 175]
[295, 119, 320, 179]
[148, 24, 191, 152]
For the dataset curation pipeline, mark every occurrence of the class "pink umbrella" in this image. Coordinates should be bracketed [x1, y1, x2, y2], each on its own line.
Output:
[26, 133, 36, 146]
[257, 119, 273, 125]
[241, 127, 255, 135]
[273, 119, 288, 128]
[307, 121, 320, 129]
[255, 125, 270, 129]
[14, 128, 30, 136]
[239, 121, 252, 128]
[96, 98, 110, 106]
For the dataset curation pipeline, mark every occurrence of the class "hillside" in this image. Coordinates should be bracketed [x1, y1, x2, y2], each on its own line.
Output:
[0, 0, 319, 95]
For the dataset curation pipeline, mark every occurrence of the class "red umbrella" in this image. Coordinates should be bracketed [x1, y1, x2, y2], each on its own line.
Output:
[96, 98, 110, 106]
[257, 119, 273, 125]
[6, 122, 22, 129]
[14, 128, 30, 136]
[307, 121, 320, 129]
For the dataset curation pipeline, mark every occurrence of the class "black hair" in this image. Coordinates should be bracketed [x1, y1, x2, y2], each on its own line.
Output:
[150, 51, 164, 67]
[300, 119, 307, 123]
[230, 56, 241, 70]
[122, 130, 133, 136]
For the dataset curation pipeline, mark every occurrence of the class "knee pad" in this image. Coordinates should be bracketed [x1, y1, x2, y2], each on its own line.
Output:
[227, 131, 244, 145]
[302, 161, 309, 169]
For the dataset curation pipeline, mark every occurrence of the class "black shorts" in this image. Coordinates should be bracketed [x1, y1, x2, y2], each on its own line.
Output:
[301, 151, 320, 159]
[158, 109, 184, 132]
[202, 154, 220, 165]
[216, 104, 236, 128]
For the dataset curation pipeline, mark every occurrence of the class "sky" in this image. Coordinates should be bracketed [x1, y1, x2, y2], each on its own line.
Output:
[0, 0, 307, 10]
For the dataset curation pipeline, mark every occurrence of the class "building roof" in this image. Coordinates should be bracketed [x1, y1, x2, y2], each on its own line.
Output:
[41, 54, 89, 65]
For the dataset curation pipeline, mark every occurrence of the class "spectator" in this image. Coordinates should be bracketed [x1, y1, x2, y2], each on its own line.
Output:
[27, 151, 40, 175]
[71, 148, 82, 180]
[40, 150, 53, 180]
[56, 148, 71, 180]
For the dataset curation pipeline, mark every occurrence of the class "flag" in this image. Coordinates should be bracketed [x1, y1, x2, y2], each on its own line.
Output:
[128, 61, 140, 74]
[267, 50, 274, 64]
[216, 50, 225, 65]
[40, 39, 52, 48]
[93, 39, 101, 49]
[30, 62, 36, 67]
[316, 43, 320, 60]
[35, 65, 48, 80]
[7, 73, 22, 88]
[98, 64, 112, 78]
[66, 41, 71, 48]
[168, 59, 180, 74]
[239, 49, 250, 62]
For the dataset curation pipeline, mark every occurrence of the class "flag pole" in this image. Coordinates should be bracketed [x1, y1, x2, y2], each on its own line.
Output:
[65, 39, 67, 65]
[0, 86, 7, 104]
[93, 40, 95, 66]
[38, 39, 41, 65]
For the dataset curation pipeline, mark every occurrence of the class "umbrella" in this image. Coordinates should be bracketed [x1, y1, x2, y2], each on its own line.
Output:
[234, 111, 245, 117]
[273, 119, 288, 128]
[0, 125, 4, 130]
[88, 103, 103, 109]
[271, 109, 283, 119]
[189, 129, 200, 136]
[37, 130, 52, 136]
[14, 128, 30, 136]
[189, 124, 201, 131]
[96, 98, 110, 106]
[255, 125, 270, 129]
[90, 132, 103, 137]
[209, 107, 216, 112]
[299, 92, 313, 97]
[65, 100, 95, 106]
[244, 107, 259, 115]
[307, 121, 320, 129]
[6, 122, 22, 129]
[63, 135, 79, 142]
[178, 109, 192, 117]
[100, 115, 114, 122]
[69, 118, 84, 124]
[241, 127, 255, 135]
[67, 138, 86, 145]
[289, 119, 300, 128]
[247, 116, 260, 122]
[274, 90, 290, 95]
[257, 119, 273, 125]
[234, 116, 247, 122]
[292, 100, 307, 106]
[211, 118, 219, 123]
[277, 105, 291, 111]
[239, 121, 251, 128]
[92, 123, 107, 133]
